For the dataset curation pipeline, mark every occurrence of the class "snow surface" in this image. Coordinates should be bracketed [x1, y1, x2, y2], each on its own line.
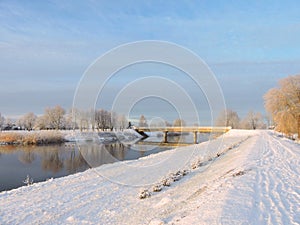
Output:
[0, 130, 299, 224]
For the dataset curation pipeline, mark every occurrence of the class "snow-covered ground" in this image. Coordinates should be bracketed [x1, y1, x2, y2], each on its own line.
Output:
[0, 130, 299, 224]
[64, 129, 142, 143]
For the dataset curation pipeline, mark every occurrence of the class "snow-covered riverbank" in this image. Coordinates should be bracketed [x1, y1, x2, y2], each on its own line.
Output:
[0, 130, 299, 224]
[0, 129, 142, 145]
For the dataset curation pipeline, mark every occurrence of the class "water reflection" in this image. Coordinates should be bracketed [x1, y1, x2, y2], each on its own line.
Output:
[0, 132, 211, 192]
[0, 145, 90, 192]
[65, 150, 89, 174]
[41, 150, 64, 173]
[78, 142, 130, 168]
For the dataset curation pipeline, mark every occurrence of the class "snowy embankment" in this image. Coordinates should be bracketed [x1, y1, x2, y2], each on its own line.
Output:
[64, 129, 143, 143]
[0, 130, 299, 224]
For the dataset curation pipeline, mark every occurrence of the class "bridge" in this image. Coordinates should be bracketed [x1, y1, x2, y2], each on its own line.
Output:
[134, 126, 231, 144]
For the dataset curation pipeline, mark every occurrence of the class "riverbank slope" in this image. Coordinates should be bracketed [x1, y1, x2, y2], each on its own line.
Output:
[0, 130, 299, 224]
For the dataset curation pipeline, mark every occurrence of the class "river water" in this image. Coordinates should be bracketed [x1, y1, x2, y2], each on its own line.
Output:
[0, 133, 210, 192]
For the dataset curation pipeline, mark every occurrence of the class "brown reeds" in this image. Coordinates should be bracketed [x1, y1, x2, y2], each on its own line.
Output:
[0, 131, 64, 145]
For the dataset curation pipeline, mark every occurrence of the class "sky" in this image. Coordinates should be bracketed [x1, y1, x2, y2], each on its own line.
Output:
[0, 0, 300, 124]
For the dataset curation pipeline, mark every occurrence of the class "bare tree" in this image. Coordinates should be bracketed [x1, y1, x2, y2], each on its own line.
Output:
[0, 113, 4, 131]
[89, 109, 96, 131]
[139, 115, 148, 127]
[216, 109, 240, 128]
[95, 109, 105, 131]
[74, 109, 90, 131]
[264, 75, 300, 137]
[64, 110, 75, 130]
[18, 112, 37, 130]
[173, 118, 186, 127]
[94, 109, 117, 131]
[117, 114, 128, 130]
[108, 111, 117, 131]
[45, 105, 66, 130]
[34, 115, 47, 130]
[241, 111, 265, 130]
[4, 118, 13, 129]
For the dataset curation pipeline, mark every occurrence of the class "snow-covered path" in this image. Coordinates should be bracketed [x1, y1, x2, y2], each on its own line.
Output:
[174, 130, 300, 225]
[0, 130, 299, 225]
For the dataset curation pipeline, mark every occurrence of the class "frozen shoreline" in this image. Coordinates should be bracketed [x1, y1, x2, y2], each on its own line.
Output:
[1, 130, 299, 224]
[0, 129, 143, 145]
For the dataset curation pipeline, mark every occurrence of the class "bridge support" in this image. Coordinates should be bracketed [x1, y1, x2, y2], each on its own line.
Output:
[163, 131, 168, 143]
[193, 131, 198, 144]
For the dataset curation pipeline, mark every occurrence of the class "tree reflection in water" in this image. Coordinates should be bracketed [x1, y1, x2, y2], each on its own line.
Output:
[78, 142, 128, 168]
[37, 145, 90, 174]
[1, 138, 183, 178]
[41, 149, 64, 173]
[64, 149, 89, 173]
[18, 150, 35, 164]
[0, 145, 90, 174]
[0, 140, 174, 192]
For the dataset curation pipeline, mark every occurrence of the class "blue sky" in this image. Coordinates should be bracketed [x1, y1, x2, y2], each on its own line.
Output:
[1, 0, 300, 122]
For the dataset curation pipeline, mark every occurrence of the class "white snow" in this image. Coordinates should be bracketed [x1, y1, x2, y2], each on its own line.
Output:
[0, 130, 299, 224]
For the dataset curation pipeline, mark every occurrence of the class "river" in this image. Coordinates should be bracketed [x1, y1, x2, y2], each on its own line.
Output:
[0, 133, 210, 192]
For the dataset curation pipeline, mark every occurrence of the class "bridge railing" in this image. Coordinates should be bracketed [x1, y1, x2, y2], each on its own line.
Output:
[134, 126, 232, 143]
[135, 126, 231, 133]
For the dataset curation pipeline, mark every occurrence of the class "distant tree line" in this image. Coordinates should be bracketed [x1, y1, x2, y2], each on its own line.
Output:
[215, 74, 300, 137]
[0, 106, 128, 131]
[215, 109, 266, 130]
[0, 104, 273, 133]
[137, 112, 267, 130]
[4, 78, 298, 135]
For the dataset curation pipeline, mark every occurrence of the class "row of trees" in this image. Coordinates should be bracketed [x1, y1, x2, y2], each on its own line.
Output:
[138, 112, 266, 130]
[73, 109, 128, 131]
[264, 75, 300, 137]
[0, 106, 128, 131]
[1, 108, 267, 132]
[215, 109, 266, 130]
[9, 76, 299, 133]
[215, 74, 300, 137]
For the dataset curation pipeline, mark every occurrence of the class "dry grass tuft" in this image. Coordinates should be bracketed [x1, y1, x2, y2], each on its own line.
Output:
[0, 131, 64, 145]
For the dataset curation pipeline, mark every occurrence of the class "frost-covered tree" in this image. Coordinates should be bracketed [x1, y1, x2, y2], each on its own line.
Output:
[108, 111, 117, 131]
[34, 115, 47, 130]
[18, 112, 37, 130]
[0, 113, 4, 131]
[117, 114, 128, 130]
[139, 115, 148, 127]
[240, 111, 265, 130]
[94, 109, 116, 131]
[64, 110, 75, 130]
[45, 105, 66, 130]
[95, 109, 106, 131]
[216, 109, 240, 128]
[264, 75, 300, 137]
[173, 118, 186, 127]
[4, 118, 13, 129]
[73, 109, 89, 131]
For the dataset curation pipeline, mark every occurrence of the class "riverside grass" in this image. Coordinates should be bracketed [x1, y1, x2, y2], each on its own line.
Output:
[0, 131, 64, 145]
